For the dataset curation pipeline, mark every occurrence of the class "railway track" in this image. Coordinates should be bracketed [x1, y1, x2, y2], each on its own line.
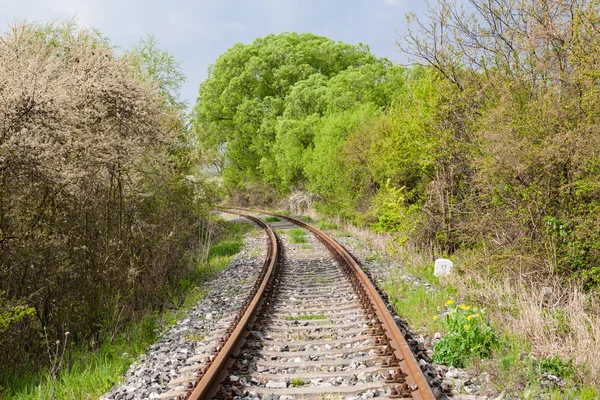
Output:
[159, 209, 436, 400]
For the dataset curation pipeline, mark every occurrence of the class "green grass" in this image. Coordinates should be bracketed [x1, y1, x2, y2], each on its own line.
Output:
[288, 227, 308, 243]
[335, 231, 352, 238]
[0, 219, 252, 400]
[285, 313, 327, 321]
[290, 377, 304, 387]
[265, 216, 280, 222]
[384, 277, 454, 333]
[301, 244, 313, 250]
[209, 240, 243, 258]
[317, 220, 338, 230]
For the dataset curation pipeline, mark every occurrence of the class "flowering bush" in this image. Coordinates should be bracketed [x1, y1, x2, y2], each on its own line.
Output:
[432, 300, 498, 367]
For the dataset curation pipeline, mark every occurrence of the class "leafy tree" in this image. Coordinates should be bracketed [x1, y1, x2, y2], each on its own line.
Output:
[193, 32, 387, 191]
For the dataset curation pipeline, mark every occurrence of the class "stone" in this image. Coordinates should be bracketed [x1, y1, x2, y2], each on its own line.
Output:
[434, 258, 454, 277]
[266, 381, 287, 388]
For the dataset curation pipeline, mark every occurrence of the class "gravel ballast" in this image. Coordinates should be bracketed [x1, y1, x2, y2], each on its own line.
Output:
[101, 217, 267, 400]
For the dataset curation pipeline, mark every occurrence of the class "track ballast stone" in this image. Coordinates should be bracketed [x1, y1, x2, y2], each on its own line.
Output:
[101, 219, 267, 400]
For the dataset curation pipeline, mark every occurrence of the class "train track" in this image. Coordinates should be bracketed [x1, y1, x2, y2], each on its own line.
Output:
[159, 209, 436, 400]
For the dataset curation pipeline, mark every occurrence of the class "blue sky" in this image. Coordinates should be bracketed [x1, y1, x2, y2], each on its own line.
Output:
[1, 0, 427, 107]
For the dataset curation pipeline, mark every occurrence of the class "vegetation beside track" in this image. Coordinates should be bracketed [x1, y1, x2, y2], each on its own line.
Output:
[307, 215, 599, 398]
[0, 218, 254, 399]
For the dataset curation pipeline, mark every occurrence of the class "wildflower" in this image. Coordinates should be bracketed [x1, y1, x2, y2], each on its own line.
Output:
[446, 299, 454, 306]
[433, 315, 437, 321]
[474, 314, 480, 318]
[464, 325, 470, 330]
[459, 304, 467, 309]
[467, 315, 473, 321]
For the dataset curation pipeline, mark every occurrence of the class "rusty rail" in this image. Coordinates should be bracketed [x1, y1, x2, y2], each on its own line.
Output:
[230, 207, 437, 400]
[186, 210, 281, 400]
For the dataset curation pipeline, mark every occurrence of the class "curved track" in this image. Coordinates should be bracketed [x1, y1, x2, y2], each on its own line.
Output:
[159, 209, 435, 400]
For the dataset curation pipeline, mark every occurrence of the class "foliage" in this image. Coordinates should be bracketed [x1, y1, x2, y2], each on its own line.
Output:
[538, 354, 575, 379]
[0, 217, 251, 398]
[288, 228, 308, 243]
[265, 216, 280, 222]
[432, 302, 498, 368]
[192, 32, 408, 199]
[128, 34, 187, 110]
[0, 20, 206, 377]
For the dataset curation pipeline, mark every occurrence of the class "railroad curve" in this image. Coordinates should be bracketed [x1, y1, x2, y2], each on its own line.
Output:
[159, 209, 435, 400]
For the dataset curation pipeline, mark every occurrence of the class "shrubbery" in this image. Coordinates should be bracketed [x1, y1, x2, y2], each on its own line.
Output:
[0, 21, 209, 374]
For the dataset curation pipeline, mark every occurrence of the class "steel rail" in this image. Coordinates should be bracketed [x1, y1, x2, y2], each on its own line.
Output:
[186, 210, 281, 400]
[230, 207, 437, 400]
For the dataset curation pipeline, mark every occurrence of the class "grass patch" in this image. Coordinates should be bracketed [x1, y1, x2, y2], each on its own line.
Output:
[0, 218, 252, 399]
[285, 313, 327, 321]
[335, 231, 352, 238]
[383, 274, 455, 334]
[288, 227, 308, 243]
[301, 244, 313, 250]
[209, 240, 243, 258]
[265, 216, 280, 222]
[290, 377, 304, 387]
[318, 220, 338, 230]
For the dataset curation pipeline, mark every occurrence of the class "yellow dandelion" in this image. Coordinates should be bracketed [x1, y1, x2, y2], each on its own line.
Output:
[474, 314, 480, 318]
[464, 325, 470, 330]
[467, 315, 473, 321]
[466, 305, 471, 310]
[437, 306, 441, 311]
[459, 304, 466, 309]
[433, 315, 438, 321]
[446, 299, 454, 306]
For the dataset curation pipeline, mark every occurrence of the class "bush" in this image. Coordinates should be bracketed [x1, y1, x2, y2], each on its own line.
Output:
[432, 301, 498, 368]
[0, 20, 203, 374]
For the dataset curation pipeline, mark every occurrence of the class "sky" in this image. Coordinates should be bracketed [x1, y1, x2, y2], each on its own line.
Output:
[1, 0, 427, 108]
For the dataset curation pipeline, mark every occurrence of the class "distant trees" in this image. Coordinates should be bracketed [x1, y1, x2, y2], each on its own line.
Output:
[192, 33, 431, 211]
[0, 21, 205, 371]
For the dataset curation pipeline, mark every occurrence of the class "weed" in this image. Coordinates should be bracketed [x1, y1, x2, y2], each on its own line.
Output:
[301, 244, 313, 250]
[249, 247, 261, 258]
[288, 228, 308, 243]
[285, 313, 327, 321]
[290, 377, 304, 387]
[538, 354, 574, 379]
[209, 241, 243, 258]
[318, 220, 338, 230]
[383, 276, 452, 333]
[265, 216, 280, 222]
[432, 301, 498, 368]
[335, 231, 352, 238]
